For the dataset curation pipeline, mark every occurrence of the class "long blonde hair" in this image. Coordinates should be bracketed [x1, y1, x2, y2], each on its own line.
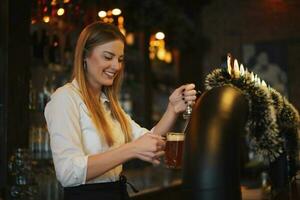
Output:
[72, 22, 132, 146]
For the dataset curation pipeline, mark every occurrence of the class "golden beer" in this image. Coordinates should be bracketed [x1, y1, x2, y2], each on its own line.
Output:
[165, 132, 184, 169]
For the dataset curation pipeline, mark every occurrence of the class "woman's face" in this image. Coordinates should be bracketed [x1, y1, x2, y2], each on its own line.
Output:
[85, 39, 124, 91]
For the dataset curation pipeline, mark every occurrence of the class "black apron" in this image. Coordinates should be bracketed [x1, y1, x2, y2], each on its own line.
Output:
[63, 175, 136, 200]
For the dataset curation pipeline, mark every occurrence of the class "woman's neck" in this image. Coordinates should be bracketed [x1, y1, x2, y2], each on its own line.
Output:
[87, 82, 102, 98]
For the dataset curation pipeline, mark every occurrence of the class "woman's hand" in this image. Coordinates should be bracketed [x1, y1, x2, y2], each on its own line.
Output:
[168, 83, 197, 115]
[129, 133, 165, 165]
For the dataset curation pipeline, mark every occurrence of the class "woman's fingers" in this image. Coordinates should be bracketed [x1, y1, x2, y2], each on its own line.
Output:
[135, 133, 165, 153]
[182, 95, 197, 102]
[132, 133, 167, 164]
[148, 134, 166, 150]
[136, 151, 165, 165]
[171, 84, 195, 100]
[184, 83, 195, 91]
[182, 89, 197, 96]
[137, 150, 165, 158]
[173, 84, 196, 103]
[154, 150, 165, 158]
[137, 154, 154, 163]
[137, 151, 156, 158]
[175, 84, 188, 94]
[151, 159, 161, 166]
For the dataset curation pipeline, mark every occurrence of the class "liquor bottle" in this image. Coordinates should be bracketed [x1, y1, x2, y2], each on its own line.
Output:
[64, 34, 73, 70]
[53, 34, 61, 64]
[123, 92, 132, 117]
[29, 80, 37, 110]
[43, 76, 52, 104]
[38, 77, 51, 112]
[48, 34, 61, 71]
[31, 29, 48, 61]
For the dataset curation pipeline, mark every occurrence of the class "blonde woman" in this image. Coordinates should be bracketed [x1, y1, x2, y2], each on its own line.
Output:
[44, 22, 196, 200]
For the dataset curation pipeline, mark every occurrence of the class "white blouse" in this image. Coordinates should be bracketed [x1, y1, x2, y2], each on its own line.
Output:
[44, 79, 150, 187]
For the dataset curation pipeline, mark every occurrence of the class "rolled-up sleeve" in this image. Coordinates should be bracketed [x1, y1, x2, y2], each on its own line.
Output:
[45, 89, 88, 187]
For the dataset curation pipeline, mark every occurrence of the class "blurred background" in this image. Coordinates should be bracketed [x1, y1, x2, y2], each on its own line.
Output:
[1, 0, 300, 199]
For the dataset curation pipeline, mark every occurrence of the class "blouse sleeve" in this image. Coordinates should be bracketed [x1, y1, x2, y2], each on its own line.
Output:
[125, 114, 154, 140]
[44, 88, 88, 187]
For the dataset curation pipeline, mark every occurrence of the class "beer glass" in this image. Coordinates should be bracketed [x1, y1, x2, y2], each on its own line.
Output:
[165, 132, 185, 169]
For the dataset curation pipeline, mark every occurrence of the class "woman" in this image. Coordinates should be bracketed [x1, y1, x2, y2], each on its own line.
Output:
[44, 22, 196, 200]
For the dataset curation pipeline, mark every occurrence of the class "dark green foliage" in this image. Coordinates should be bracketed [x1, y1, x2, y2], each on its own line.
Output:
[205, 67, 299, 163]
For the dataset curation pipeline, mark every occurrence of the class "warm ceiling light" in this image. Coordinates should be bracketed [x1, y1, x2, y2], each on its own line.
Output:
[155, 32, 165, 40]
[165, 52, 172, 63]
[112, 8, 121, 16]
[51, 0, 57, 6]
[31, 19, 37, 24]
[98, 10, 107, 18]
[118, 16, 124, 24]
[126, 33, 134, 45]
[64, 0, 71, 3]
[103, 17, 109, 23]
[108, 18, 114, 23]
[43, 16, 50, 23]
[57, 8, 65, 16]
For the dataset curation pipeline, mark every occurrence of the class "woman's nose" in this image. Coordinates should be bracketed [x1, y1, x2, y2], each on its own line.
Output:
[111, 59, 122, 70]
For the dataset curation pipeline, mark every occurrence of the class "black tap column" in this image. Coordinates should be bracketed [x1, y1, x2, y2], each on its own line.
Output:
[182, 86, 248, 200]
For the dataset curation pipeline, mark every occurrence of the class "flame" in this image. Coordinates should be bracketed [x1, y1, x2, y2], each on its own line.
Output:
[262, 80, 267, 87]
[245, 68, 249, 78]
[257, 77, 261, 85]
[233, 59, 240, 78]
[227, 54, 232, 76]
[250, 72, 255, 82]
[240, 64, 245, 76]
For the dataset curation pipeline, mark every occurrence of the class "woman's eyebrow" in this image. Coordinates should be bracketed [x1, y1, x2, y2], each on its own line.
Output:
[103, 51, 115, 56]
[103, 51, 124, 57]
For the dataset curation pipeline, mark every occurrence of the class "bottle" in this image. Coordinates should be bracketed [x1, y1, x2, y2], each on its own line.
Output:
[29, 80, 37, 110]
[123, 92, 132, 117]
[38, 76, 52, 112]
[48, 34, 61, 71]
[63, 34, 73, 70]
[43, 76, 52, 104]
[261, 171, 272, 198]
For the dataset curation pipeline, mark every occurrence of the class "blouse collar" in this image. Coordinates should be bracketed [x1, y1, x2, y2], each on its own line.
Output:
[71, 79, 109, 103]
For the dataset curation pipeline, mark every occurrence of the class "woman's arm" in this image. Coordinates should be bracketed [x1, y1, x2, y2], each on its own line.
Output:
[152, 84, 197, 136]
[46, 89, 165, 186]
[87, 84, 197, 180]
[86, 133, 165, 181]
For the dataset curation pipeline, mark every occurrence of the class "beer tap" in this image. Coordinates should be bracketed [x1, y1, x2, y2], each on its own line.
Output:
[182, 85, 248, 200]
[182, 90, 202, 133]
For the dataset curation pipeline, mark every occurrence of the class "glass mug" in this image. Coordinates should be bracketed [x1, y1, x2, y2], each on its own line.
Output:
[164, 132, 185, 169]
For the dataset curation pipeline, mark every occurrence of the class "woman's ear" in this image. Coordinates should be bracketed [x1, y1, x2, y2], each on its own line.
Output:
[83, 59, 87, 71]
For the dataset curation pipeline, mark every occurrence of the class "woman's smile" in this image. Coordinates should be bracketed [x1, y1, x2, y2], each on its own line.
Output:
[85, 39, 124, 92]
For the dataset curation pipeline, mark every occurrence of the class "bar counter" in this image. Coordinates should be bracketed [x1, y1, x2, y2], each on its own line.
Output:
[5, 159, 299, 200]
[123, 165, 300, 200]
[123, 165, 182, 198]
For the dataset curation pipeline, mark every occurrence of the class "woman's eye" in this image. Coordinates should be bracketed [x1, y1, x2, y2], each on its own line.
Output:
[104, 56, 112, 60]
[118, 58, 124, 63]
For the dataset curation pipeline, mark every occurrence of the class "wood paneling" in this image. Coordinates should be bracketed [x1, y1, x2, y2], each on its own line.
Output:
[0, 0, 31, 197]
[0, 0, 9, 196]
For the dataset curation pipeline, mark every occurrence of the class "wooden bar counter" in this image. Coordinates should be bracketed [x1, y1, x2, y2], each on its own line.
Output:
[125, 166, 300, 200]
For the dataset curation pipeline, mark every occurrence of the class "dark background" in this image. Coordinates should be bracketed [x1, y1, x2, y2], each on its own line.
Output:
[1, 0, 300, 197]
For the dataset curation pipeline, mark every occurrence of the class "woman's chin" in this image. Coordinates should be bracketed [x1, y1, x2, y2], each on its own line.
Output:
[102, 80, 114, 87]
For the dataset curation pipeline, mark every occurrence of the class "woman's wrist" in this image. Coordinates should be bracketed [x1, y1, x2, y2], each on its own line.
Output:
[121, 142, 137, 160]
[167, 102, 180, 117]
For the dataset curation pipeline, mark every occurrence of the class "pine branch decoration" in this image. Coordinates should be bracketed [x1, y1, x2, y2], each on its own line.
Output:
[203, 55, 300, 162]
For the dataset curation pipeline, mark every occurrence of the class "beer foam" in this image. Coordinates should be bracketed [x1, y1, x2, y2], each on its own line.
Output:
[167, 133, 184, 141]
